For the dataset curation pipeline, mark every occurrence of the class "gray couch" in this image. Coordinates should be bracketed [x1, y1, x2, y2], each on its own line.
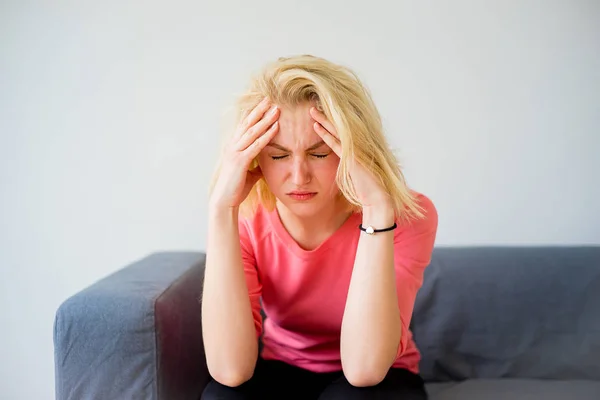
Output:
[54, 247, 600, 399]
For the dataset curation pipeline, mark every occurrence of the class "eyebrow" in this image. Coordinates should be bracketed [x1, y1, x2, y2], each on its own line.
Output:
[266, 140, 327, 152]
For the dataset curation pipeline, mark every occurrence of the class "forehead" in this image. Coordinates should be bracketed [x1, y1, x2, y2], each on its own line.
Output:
[270, 103, 321, 148]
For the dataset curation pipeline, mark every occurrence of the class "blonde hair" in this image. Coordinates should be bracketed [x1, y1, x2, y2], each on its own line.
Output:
[213, 54, 424, 224]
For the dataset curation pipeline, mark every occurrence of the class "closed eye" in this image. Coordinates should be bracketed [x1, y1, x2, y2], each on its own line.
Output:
[270, 153, 330, 160]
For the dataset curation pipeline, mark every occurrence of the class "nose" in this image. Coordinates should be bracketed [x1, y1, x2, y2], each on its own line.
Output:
[291, 156, 311, 186]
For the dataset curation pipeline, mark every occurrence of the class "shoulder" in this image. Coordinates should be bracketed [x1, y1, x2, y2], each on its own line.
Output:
[238, 204, 273, 244]
[395, 191, 438, 242]
[413, 191, 437, 227]
[391, 191, 438, 270]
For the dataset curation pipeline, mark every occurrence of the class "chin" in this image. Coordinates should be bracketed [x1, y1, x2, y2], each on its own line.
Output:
[277, 197, 327, 218]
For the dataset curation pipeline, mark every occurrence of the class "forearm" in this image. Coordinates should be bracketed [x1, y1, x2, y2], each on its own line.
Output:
[201, 207, 258, 386]
[340, 205, 401, 386]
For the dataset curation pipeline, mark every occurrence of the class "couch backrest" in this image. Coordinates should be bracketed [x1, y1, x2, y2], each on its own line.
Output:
[411, 246, 600, 382]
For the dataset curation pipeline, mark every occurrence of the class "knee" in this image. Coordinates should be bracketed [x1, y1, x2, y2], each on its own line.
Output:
[201, 378, 252, 400]
[318, 376, 379, 400]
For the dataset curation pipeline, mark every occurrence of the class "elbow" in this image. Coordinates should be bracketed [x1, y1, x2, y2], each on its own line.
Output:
[340, 342, 399, 387]
[207, 354, 257, 388]
[342, 365, 387, 388]
[342, 355, 389, 388]
[209, 368, 254, 388]
[341, 348, 398, 387]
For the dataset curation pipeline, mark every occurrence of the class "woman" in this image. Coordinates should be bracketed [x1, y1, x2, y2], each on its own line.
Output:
[201, 55, 438, 400]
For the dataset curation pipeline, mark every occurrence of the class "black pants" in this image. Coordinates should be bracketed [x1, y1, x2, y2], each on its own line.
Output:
[201, 357, 428, 400]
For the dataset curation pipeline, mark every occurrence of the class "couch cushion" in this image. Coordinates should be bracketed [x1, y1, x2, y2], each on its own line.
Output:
[411, 247, 600, 381]
[424, 382, 458, 397]
[426, 379, 600, 400]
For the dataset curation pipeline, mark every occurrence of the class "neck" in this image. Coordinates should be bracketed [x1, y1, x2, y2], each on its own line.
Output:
[276, 196, 354, 250]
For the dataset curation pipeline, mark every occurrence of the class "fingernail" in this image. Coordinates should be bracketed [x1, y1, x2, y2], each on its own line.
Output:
[269, 105, 278, 114]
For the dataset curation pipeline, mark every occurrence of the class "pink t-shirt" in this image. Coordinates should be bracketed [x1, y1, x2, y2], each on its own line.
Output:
[238, 192, 438, 374]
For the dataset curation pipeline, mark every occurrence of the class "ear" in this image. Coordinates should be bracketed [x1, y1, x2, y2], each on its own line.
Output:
[248, 165, 263, 185]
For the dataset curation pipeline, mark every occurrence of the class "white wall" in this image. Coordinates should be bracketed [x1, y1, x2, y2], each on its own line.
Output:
[1, 0, 599, 398]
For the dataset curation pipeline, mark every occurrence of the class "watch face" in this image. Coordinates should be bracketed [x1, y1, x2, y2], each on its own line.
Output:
[366, 226, 375, 234]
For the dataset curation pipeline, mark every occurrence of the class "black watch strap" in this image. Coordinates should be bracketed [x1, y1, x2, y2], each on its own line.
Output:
[359, 223, 398, 235]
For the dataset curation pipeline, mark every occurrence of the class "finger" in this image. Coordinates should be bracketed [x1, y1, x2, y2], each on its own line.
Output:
[243, 120, 280, 159]
[309, 107, 339, 139]
[236, 105, 280, 151]
[236, 97, 272, 138]
[313, 121, 342, 157]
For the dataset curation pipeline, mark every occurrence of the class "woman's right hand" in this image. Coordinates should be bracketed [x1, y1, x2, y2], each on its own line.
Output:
[209, 97, 281, 210]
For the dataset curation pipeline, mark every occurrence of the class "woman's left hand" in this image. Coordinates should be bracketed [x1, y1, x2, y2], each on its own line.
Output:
[310, 107, 392, 210]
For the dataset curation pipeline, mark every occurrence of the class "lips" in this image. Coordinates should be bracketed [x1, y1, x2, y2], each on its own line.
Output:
[287, 191, 315, 195]
[287, 191, 317, 200]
